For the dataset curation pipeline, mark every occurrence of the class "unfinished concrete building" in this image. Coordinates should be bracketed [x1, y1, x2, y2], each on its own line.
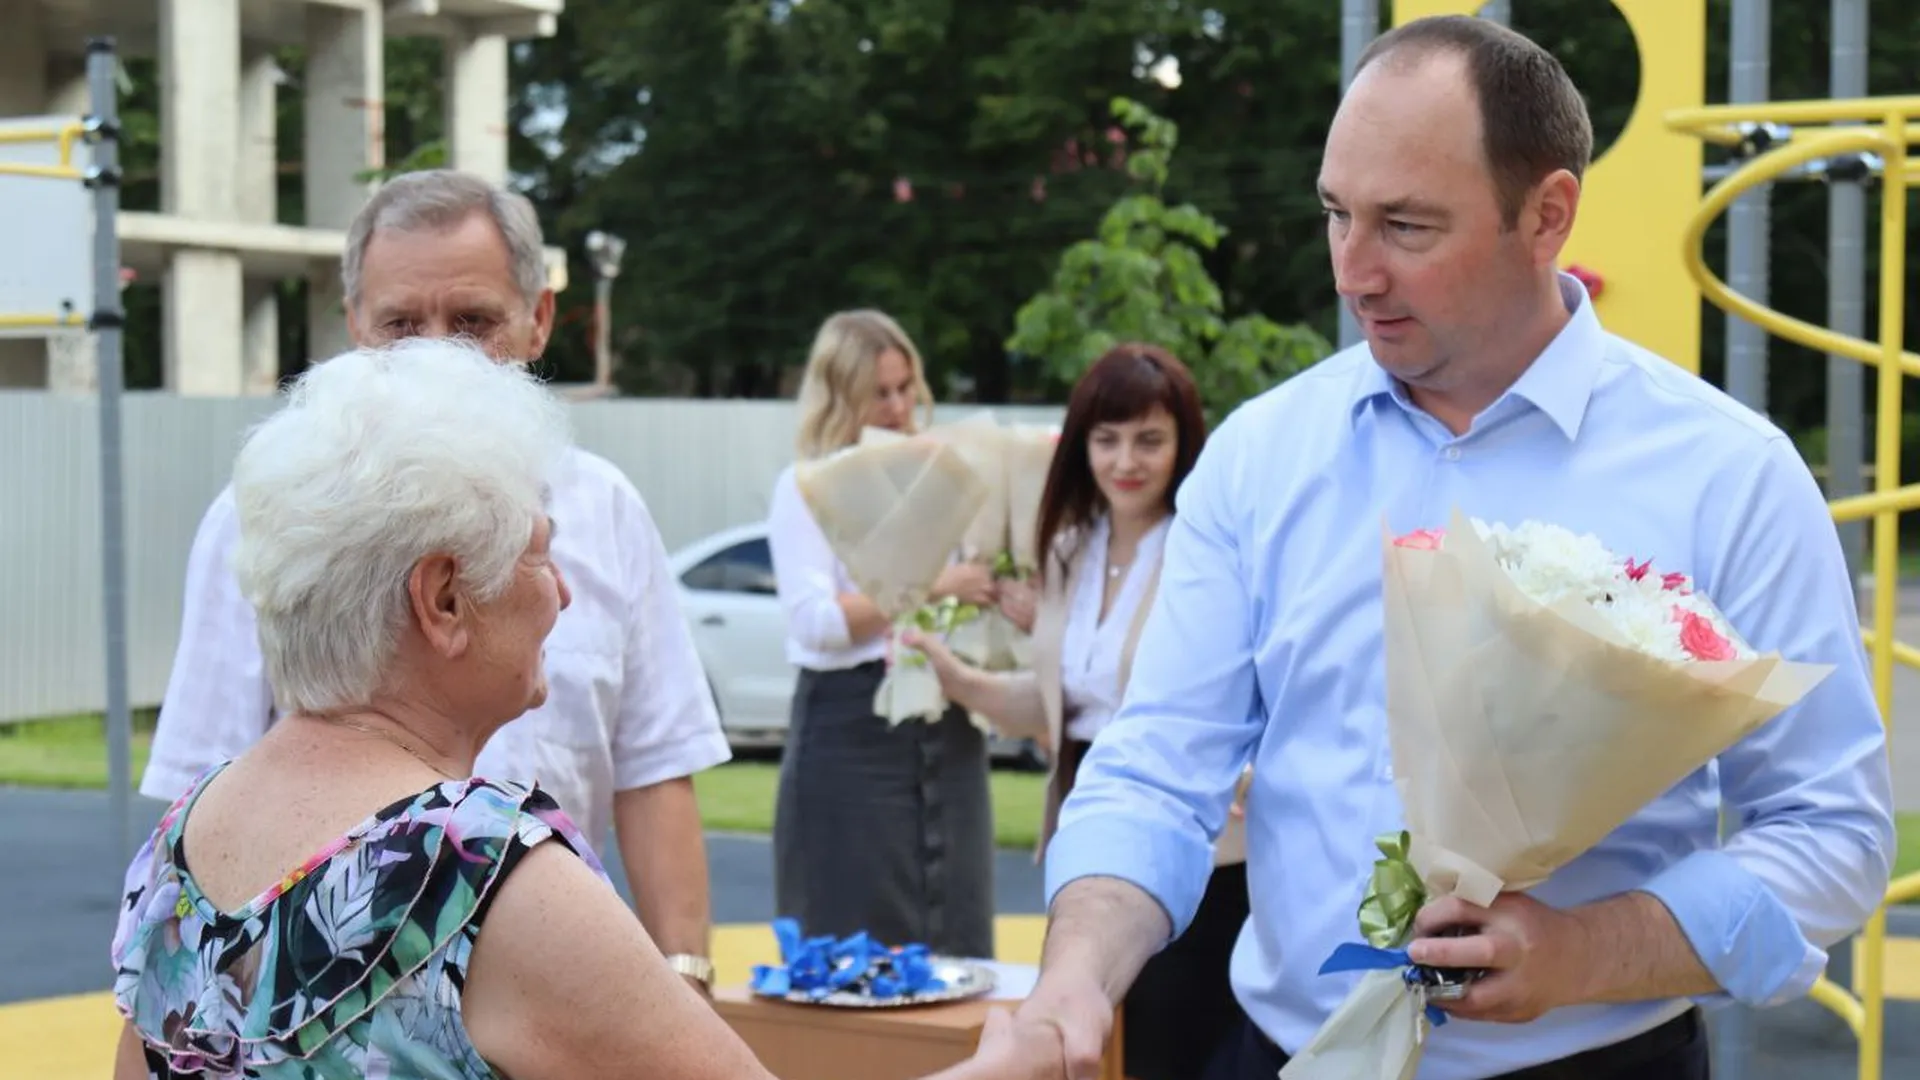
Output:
[0, 0, 565, 395]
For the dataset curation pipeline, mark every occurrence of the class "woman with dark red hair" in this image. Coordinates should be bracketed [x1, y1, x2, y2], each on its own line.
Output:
[907, 343, 1250, 1079]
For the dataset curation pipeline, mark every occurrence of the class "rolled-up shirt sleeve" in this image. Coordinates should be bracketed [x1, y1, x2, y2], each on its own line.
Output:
[140, 486, 276, 802]
[608, 482, 732, 791]
[1640, 435, 1895, 1006]
[1043, 418, 1267, 937]
[767, 466, 855, 653]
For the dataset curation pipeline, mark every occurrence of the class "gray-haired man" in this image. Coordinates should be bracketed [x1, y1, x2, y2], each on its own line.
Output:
[142, 170, 731, 996]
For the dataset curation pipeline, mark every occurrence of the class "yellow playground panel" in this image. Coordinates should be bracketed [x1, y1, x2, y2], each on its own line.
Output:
[1391, 0, 1707, 371]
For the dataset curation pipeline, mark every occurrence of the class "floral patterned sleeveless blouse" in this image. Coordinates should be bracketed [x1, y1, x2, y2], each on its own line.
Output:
[111, 765, 609, 1078]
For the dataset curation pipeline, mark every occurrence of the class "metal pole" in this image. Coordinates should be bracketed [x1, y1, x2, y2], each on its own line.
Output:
[87, 37, 132, 883]
[1828, 0, 1868, 589]
[1725, 0, 1772, 414]
[593, 275, 612, 389]
[1477, 1, 1511, 24]
[1337, 0, 1378, 351]
[1710, 11, 1771, 1076]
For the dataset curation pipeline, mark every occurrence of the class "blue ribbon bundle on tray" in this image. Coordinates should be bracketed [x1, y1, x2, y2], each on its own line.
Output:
[750, 917, 948, 1002]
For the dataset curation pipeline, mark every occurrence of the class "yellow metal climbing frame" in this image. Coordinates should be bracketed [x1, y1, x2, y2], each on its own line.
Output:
[1667, 95, 1920, 1080]
[0, 120, 89, 330]
[0, 120, 85, 181]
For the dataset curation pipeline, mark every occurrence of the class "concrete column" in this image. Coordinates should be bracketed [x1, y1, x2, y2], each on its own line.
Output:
[239, 51, 279, 225]
[160, 0, 245, 395]
[244, 286, 280, 393]
[303, 5, 384, 360]
[240, 50, 280, 392]
[0, 0, 49, 386]
[444, 24, 511, 183]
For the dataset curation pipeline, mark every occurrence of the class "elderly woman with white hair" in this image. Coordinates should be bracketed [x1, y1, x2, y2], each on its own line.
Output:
[110, 340, 1055, 1080]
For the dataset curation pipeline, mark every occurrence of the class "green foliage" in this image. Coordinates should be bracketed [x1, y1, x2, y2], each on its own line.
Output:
[893, 595, 981, 669]
[357, 139, 448, 184]
[1007, 96, 1330, 421]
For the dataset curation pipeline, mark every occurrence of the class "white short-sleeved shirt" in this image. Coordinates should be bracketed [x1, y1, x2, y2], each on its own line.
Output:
[140, 446, 732, 852]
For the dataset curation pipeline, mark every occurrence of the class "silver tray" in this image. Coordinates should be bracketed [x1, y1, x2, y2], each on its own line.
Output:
[755, 956, 997, 1008]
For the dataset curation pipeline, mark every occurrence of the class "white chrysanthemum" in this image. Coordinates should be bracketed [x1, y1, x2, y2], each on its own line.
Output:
[1457, 516, 1754, 664]
[1600, 582, 1693, 663]
[1473, 519, 1623, 607]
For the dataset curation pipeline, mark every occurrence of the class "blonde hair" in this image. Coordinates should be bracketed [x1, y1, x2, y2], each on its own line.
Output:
[793, 309, 934, 459]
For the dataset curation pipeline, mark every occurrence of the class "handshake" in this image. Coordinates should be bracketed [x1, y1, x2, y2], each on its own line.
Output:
[948, 974, 1117, 1080]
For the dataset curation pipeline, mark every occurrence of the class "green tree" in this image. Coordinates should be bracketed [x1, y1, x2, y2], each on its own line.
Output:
[514, 0, 1197, 399]
[1006, 96, 1330, 420]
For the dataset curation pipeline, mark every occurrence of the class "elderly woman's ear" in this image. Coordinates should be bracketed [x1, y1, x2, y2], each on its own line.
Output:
[408, 553, 473, 658]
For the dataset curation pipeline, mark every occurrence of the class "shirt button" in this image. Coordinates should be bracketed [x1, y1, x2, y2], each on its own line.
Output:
[1442, 446, 1462, 461]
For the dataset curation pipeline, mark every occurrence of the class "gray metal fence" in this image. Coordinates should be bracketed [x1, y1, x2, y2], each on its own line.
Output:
[0, 390, 1062, 723]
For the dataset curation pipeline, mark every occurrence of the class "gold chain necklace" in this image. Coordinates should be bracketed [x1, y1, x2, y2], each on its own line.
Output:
[328, 716, 460, 781]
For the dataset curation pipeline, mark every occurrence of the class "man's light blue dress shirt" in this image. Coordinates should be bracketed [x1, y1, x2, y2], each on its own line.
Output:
[1045, 277, 1896, 1079]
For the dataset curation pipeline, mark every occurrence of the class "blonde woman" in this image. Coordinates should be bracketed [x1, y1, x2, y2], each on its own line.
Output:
[767, 310, 1000, 958]
[905, 345, 1251, 1080]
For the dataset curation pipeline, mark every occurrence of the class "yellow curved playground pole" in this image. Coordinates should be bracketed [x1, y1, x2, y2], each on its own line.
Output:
[1668, 97, 1919, 1080]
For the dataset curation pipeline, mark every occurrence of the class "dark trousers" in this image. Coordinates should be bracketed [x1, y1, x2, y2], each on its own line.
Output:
[1201, 1007, 1709, 1080]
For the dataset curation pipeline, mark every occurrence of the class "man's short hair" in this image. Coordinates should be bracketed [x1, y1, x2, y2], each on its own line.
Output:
[1356, 16, 1594, 227]
[341, 170, 549, 307]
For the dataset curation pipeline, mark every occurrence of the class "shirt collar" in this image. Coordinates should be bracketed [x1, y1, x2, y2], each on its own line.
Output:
[1348, 273, 1604, 440]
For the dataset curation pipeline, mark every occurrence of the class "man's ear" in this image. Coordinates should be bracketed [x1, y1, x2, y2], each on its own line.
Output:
[407, 554, 470, 659]
[528, 288, 557, 359]
[1528, 169, 1581, 268]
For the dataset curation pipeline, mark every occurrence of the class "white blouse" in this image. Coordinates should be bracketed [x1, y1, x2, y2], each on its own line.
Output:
[767, 464, 889, 671]
[1060, 514, 1169, 743]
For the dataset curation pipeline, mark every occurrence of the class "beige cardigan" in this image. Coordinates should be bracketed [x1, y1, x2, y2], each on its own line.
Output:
[972, 533, 1248, 867]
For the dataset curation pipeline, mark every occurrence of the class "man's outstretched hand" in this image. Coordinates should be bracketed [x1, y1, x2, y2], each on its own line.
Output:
[957, 1009, 1068, 1080]
[1010, 967, 1115, 1080]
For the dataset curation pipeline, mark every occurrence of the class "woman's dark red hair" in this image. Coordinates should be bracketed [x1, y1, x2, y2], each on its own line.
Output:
[1033, 343, 1207, 581]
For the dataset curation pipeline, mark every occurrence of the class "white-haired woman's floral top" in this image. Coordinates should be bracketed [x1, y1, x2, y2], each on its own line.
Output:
[111, 766, 608, 1078]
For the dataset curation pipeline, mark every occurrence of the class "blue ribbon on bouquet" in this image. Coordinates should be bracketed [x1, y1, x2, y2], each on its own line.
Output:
[1318, 943, 1452, 1029]
[750, 917, 948, 1001]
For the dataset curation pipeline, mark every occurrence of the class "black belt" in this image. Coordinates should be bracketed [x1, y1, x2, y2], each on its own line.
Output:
[1261, 1007, 1703, 1079]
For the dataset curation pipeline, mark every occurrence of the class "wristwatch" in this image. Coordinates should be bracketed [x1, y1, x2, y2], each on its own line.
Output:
[665, 953, 716, 991]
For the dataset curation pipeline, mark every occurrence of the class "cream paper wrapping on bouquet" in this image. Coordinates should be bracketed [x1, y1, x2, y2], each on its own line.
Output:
[799, 430, 995, 727]
[874, 416, 1058, 677]
[1279, 507, 1833, 1080]
[862, 411, 1012, 561]
[995, 422, 1061, 674]
[1002, 422, 1060, 576]
[792, 435, 987, 620]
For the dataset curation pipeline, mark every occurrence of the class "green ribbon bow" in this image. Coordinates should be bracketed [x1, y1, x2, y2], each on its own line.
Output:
[1357, 830, 1427, 949]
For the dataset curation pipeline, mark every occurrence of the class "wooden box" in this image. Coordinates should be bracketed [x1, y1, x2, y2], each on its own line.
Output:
[712, 967, 1124, 1080]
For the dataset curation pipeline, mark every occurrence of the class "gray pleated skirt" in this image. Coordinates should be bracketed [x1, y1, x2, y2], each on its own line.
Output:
[773, 660, 996, 958]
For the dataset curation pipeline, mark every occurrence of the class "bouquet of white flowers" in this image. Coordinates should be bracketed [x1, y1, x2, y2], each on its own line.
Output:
[1279, 508, 1832, 1080]
[792, 433, 987, 621]
[851, 415, 1061, 723]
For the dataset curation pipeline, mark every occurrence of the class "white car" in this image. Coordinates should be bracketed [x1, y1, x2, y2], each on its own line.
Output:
[669, 522, 1043, 767]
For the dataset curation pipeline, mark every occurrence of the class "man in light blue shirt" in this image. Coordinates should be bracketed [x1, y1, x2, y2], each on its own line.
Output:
[1002, 16, 1895, 1080]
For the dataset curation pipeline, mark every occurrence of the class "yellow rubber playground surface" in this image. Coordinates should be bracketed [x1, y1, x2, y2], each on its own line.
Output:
[0, 915, 1051, 1079]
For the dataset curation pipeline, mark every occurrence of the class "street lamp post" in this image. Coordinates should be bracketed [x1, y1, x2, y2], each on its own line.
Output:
[584, 229, 627, 393]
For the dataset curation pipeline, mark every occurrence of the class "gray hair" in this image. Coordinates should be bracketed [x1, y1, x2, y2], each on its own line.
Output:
[230, 337, 572, 714]
[341, 170, 549, 308]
